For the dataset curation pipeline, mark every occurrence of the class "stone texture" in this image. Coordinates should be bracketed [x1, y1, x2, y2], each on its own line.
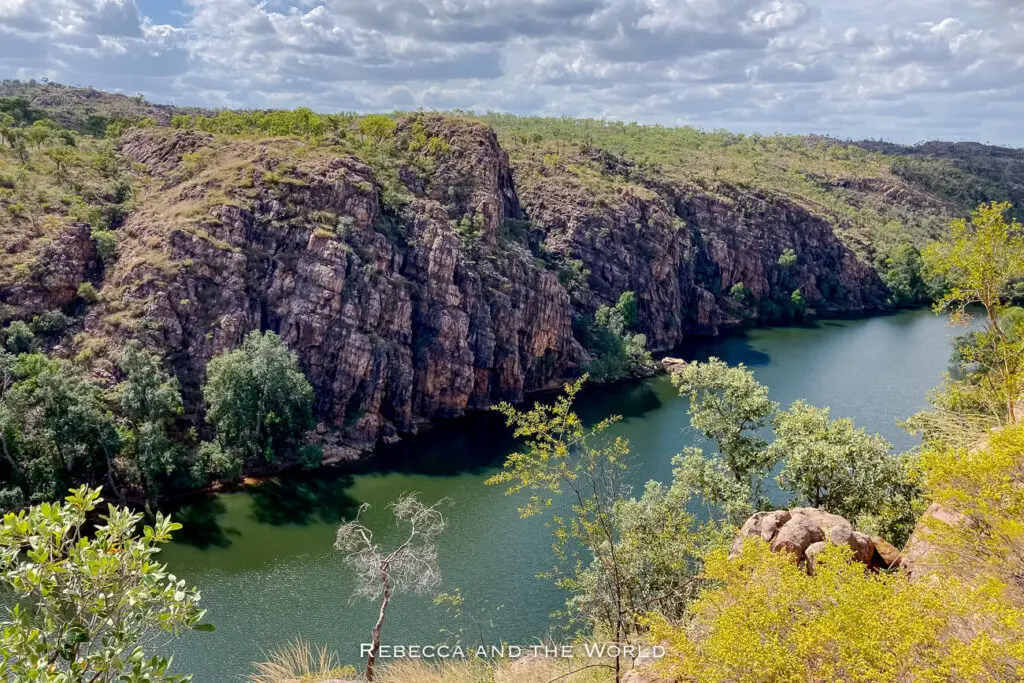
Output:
[901, 502, 968, 579]
[733, 507, 897, 572]
[73, 120, 891, 457]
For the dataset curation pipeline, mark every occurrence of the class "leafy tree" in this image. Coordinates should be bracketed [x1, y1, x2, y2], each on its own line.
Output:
[487, 378, 636, 679]
[582, 291, 654, 381]
[2, 320, 35, 353]
[771, 400, 920, 545]
[0, 487, 208, 682]
[648, 540, 1024, 683]
[202, 330, 315, 474]
[357, 115, 397, 143]
[571, 479, 713, 634]
[877, 242, 930, 307]
[777, 248, 798, 269]
[334, 493, 447, 681]
[670, 358, 779, 519]
[923, 201, 1024, 424]
[0, 355, 120, 508]
[789, 288, 806, 318]
[728, 282, 752, 306]
[115, 342, 185, 512]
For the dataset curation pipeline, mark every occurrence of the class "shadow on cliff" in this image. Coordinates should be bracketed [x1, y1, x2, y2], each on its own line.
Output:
[367, 377, 668, 478]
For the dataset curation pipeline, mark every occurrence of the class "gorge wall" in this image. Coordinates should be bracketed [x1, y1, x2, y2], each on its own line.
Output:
[5, 115, 901, 455]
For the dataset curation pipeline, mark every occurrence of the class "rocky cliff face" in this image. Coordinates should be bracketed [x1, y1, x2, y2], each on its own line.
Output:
[68, 117, 890, 453]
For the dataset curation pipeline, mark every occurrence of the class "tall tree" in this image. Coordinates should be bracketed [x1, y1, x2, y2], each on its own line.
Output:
[923, 201, 1024, 424]
[203, 330, 315, 474]
[334, 494, 447, 682]
[115, 342, 185, 512]
[670, 358, 779, 519]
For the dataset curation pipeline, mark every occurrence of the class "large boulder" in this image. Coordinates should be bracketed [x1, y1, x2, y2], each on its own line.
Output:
[732, 507, 894, 572]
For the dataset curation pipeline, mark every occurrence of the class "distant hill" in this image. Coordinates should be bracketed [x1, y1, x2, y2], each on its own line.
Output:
[0, 80, 211, 134]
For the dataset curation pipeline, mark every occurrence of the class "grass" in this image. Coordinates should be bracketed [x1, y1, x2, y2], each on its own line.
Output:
[249, 640, 624, 683]
[249, 638, 357, 683]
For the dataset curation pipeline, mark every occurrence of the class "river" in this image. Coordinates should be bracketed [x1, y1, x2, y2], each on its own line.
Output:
[162, 308, 966, 681]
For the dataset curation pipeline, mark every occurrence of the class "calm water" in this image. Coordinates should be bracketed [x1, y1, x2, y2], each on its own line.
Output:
[162, 309, 965, 681]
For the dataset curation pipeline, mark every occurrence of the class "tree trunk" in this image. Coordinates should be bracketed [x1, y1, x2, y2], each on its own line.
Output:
[366, 576, 391, 682]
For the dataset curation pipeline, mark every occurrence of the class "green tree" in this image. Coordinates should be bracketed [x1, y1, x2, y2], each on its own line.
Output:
[2, 320, 35, 354]
[670, 358, 779, 520]
[0, 487, 208, 682]
[778, 248, 798, 269]
[582, 291, 653, 381]
[0, 355, 120, 508]
[771, 400, 920, 544]
[923, 201, 1024, 424]
[487, 378, 634, 678]
[357, 115, 397, 143]
[115, 342, 185, 512]
[203, 330, 315, 474]
[877, 242, 929, 307]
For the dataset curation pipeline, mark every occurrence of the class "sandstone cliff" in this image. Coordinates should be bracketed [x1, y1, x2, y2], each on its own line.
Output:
[1, 112, 928, 455]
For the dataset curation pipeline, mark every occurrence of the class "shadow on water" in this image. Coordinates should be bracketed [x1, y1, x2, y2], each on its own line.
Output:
[170, 496, 240, 550]
[248, 474, 362, 526]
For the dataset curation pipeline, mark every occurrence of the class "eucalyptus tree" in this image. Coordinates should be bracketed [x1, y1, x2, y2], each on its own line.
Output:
[334, 493, 448, 681]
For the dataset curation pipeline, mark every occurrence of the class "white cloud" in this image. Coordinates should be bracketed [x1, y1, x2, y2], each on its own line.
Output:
[0, 0, 1021, 143]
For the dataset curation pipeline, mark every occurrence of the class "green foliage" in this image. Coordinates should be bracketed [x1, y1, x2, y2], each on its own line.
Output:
[0, 486, 207, 682]
[203, 330, 316, 473]
[777, 248, 797, 269]
[876, 242, 932, 307]
[771, 400, 920, 545]
[358, 114, 397, 142]
[789, 288, 806, 317]
[728, 282, 751, 306]
[31, 310, 70, 336]
[649, 539, 1024, 683]
[2, 320, 34, 353]
[76, 281, 98, 304]
[923, 201, 1024, 424]
[487, 378, 639, 661]
[670, 358, 779, 520]
[115, 342, 186, 510]
[91, 227, 118, 264]
[581, 291, 654, 381]
[0, 354, 119, 507]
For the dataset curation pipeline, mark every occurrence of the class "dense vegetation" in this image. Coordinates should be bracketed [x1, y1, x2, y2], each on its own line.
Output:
[1, 200, 1023, 682]
[1, 80, 1024, 681]
[0, 328, 318, 512]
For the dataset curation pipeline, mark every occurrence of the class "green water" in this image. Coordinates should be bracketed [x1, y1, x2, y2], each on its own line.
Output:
[162, 309, 965, 681]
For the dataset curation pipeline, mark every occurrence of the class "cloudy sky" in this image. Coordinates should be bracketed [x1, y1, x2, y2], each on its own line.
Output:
[1, 0, 1022, 144]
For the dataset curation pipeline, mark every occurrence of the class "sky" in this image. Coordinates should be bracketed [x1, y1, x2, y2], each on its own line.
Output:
[1, 0, 1022, 145]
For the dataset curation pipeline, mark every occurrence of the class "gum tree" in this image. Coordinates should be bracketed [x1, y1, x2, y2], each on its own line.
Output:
[334, 493, 447, 681]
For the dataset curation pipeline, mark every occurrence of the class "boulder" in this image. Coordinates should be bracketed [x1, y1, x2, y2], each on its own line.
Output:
[732, 507, 897, 572]
[660, 357, 687, 374]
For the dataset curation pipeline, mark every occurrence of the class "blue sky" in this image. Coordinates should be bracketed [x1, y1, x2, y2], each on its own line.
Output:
[1, 0, 1023, 144]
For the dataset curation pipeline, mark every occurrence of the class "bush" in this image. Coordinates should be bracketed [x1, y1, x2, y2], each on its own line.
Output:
[76, 281, 99, 303]
[31, 310, 70, 336]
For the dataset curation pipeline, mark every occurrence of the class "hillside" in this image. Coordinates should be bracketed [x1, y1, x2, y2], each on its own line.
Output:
[1, 82, 1021, 457]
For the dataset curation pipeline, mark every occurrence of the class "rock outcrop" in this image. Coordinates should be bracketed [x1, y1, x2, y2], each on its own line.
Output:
[23, 115, 889, 456]
[732, 508, 898, 572]
[900, 502, 968, 579]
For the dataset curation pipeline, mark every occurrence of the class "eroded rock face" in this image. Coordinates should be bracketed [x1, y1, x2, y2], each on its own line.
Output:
[78, 120, 891, 455]
[0, 223, 98, 321]
[900, 502, 968, 579]
[732, 508, 894, 572]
